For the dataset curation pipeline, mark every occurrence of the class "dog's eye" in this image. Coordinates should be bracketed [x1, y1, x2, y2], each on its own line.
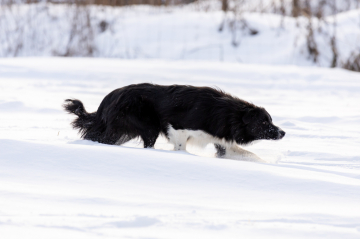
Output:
[263, 121, 268, 125]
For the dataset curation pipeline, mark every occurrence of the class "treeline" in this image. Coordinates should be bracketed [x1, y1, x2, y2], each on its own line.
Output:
[1, 0, 359, 16]
[0, 0, 196, 6]
[1, 0, 359, 12]
[0, 0, 359, 71]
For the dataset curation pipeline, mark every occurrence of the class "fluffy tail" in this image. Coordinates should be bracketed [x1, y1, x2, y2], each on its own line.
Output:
[63, 99, 96, 138]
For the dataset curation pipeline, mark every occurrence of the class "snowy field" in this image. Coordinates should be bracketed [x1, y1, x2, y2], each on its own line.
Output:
[0, 58, 360, 238]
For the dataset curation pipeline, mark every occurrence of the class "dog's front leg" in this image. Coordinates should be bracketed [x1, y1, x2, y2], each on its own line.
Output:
[167, 126, 188, 151]
[221, 144, 265, 162]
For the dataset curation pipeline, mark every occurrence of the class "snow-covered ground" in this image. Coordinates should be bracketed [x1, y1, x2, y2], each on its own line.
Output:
[0, 58, 360, 238]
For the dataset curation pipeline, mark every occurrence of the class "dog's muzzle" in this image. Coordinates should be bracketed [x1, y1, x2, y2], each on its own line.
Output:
[278, 130, 286, 139]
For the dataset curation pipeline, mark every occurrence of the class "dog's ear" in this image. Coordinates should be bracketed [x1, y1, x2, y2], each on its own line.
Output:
[242, 109, 255, 125]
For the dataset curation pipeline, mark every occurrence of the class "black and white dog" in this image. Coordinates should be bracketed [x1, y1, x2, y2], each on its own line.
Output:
[64, 83, 285, 159]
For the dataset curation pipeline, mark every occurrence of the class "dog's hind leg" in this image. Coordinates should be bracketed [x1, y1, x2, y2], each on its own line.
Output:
[141, 131, 159, 148]
[120, 97, 161, 149]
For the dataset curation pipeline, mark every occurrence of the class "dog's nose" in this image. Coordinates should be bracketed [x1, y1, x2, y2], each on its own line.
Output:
[279, 130, 286, 139]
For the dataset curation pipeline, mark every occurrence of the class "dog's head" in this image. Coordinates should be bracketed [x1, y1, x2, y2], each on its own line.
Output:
[235, 107, 285, 145]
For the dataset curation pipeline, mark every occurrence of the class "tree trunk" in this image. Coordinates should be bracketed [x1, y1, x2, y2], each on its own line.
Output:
[292, 0, 300, 17]
[222, 0, 228, 12]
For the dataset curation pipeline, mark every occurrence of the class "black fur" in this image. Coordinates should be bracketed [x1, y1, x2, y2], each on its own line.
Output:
[63, 83, 285, 147]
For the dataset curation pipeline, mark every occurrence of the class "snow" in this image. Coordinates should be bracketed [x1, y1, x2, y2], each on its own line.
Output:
[0, 58, 360, 238]
[1, 3, 360, 69]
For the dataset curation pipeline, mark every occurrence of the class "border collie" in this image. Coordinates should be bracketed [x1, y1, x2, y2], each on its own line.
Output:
[64, 83, 285, 159]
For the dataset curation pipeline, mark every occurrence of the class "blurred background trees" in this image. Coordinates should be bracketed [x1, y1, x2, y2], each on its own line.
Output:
[0, 0, 359, 71]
